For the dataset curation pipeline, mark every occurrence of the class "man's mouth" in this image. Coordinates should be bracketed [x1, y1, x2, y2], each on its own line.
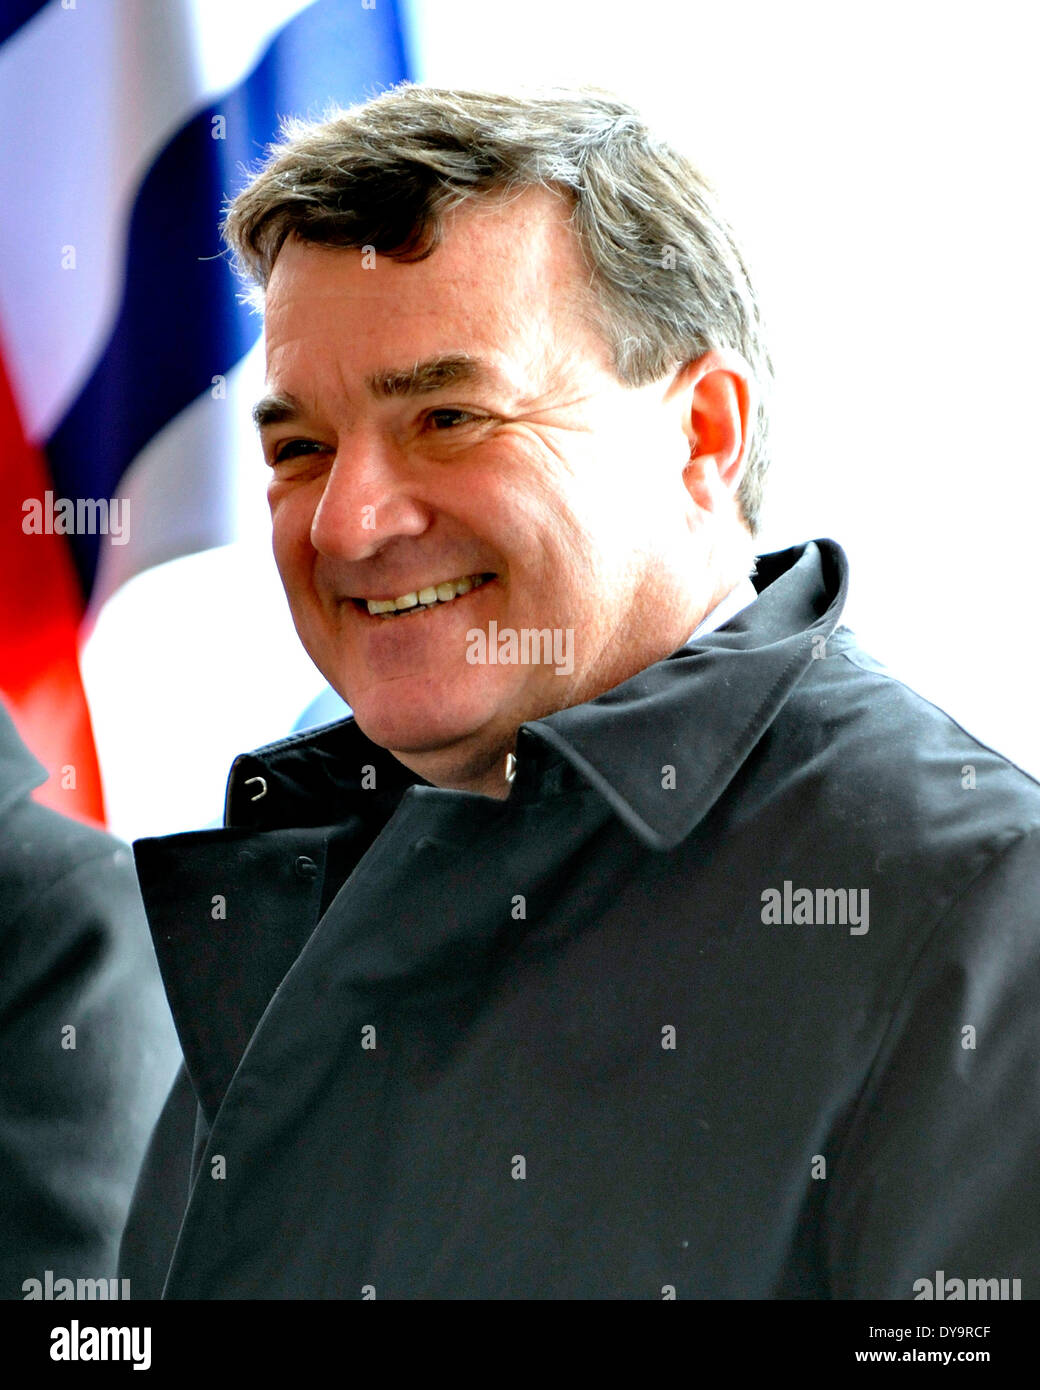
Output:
[352, 572, 495, 618]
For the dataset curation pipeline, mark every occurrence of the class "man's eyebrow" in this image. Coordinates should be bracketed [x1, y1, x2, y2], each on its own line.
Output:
[252, 355, 512, 432]
[252, 392, 304, 430]
[365, 354, 507, 399]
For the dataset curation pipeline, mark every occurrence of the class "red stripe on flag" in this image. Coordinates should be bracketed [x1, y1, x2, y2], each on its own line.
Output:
[0, 338, 106, 825]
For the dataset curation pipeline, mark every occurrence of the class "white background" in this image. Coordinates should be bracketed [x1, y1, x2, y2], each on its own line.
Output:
[84, 0, 1040, 841]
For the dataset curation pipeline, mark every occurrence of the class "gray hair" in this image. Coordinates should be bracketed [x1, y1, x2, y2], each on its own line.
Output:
[223, 83, 774, 532]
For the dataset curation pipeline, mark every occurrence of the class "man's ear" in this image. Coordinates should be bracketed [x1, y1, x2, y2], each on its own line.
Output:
[666, 349, 754, 511]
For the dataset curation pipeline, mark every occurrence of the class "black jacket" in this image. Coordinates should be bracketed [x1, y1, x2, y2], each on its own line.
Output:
[0, 701, 180, 1299]
[122, 539, 1040, 1299]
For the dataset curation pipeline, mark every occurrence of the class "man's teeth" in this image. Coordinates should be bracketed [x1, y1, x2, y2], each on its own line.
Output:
[365, 573, 487, 616]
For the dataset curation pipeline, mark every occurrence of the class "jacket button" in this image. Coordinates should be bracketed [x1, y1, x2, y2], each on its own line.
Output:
[294, 855, 318, 880]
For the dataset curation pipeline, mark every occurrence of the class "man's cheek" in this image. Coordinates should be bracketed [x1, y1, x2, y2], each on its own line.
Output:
[270, 516, 309, 583]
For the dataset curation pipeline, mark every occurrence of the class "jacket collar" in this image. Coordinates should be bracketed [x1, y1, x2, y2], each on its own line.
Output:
[0, 700, 47, 820]
[223, 539, 848, 851]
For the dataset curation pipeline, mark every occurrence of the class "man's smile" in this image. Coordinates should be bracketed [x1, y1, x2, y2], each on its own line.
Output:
[351, 571, 497, 618]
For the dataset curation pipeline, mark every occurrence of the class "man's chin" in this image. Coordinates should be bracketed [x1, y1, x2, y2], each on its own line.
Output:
[347, 697, 494, 760]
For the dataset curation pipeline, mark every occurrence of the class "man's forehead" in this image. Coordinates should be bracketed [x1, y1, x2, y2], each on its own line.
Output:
[264, 189, 595, 341]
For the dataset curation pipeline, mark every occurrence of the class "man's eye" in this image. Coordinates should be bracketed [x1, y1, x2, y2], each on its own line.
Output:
[425, 408, 483, 431]
[271, 438, 326, 464]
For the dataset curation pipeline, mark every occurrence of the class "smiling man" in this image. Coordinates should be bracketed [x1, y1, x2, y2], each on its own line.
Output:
[121, 85, 1040, 1301]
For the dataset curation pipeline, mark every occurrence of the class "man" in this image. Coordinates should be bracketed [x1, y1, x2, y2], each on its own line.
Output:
[0, 700, 179, 1300]
[121, 85, 1040, 1299]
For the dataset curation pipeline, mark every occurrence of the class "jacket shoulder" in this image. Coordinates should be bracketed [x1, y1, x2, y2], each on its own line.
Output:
[0, 795, 140, 926]
[779, 627, 1040, 834]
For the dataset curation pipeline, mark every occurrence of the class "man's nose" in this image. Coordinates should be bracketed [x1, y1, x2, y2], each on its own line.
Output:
[309, 435, 432, 560]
